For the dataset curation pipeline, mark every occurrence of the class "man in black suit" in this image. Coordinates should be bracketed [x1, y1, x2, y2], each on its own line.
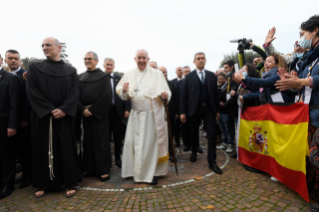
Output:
[176, 66, 191, 152]
[0, 53, 22, 200]
[171, 66, 183, 147]
[5, 50, 32, 189]
[104, 58, 131, 168]
[180, 52, 222, 174]
[158, 66, 178, 162]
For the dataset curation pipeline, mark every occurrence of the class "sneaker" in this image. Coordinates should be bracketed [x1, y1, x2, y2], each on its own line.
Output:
[216, 142, 227, 150]
[225, 144, 234, 153]
[270, 176, 279, 181]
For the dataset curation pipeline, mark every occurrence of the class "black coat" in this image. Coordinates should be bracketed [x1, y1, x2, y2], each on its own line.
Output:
[0, 69, 22, 134]
[16, 68, 32, 122]
[175, 78, 185, 115]
[180, 70, 220, 117]
[167, 79, 178, 118]
[112, 74, 131, 119]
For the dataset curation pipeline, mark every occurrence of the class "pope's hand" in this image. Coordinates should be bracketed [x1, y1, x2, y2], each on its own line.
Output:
[180, 114, 186, 123]
[161, 91, 168, 100]
[123, 83, 129, 93]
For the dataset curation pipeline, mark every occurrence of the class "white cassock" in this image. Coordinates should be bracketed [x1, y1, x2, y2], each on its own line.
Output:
[116, 67, 171, 183]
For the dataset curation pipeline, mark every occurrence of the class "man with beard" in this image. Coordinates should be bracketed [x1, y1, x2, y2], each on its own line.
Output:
[0, 53, 21, 200]
[5, 50, 32, 189]
[26, 37, 82, 198]
[116, 49, 171, 185]
[78, 52, 112, 181]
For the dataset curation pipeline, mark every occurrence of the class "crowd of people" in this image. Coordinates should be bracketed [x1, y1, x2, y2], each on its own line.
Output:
[0, 14, 319, 211]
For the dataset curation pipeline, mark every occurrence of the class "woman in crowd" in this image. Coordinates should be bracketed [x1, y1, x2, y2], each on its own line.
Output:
[275, 15, 319, 211]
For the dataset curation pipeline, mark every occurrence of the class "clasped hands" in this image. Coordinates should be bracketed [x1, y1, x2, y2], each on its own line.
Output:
[52, 109, 66, 119]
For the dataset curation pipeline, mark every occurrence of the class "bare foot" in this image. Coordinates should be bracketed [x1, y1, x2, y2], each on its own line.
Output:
[66, 187, 77, 197]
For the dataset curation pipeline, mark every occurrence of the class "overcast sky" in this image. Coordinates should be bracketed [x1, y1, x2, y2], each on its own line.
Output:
[1, 0, 318, 80]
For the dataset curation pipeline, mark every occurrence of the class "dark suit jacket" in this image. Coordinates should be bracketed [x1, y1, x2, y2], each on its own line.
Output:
[175, 78, 185, 115]
[16, 68, 32, 122]
[167, 79, 178, 118]
[0, 69, 22, 134]
[112, 74, 131, 119]
[180, 70, 220, 117]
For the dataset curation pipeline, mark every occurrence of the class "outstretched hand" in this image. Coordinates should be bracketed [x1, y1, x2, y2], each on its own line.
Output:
[275, 75, 301, 91]
[265, 27, 276, 45]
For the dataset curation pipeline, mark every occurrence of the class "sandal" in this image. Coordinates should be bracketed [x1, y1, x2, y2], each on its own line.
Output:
[65, 187, 77, 198]
[34, 188, 46, 198]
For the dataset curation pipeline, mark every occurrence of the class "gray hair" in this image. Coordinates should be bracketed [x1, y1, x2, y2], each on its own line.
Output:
[136, 49, 149, 58]
[104, 57, 115, 63]
[149, 61, 158, 67]
[183, 66, 190, 69]
[86, 51, 99, 60]
[194, 52, 206, 60]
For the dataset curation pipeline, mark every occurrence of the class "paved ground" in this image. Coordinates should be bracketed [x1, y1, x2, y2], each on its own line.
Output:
[0, 134, 313, 211]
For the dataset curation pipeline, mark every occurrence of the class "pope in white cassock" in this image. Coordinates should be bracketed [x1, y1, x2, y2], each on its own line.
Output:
[116, 49, 171, 185]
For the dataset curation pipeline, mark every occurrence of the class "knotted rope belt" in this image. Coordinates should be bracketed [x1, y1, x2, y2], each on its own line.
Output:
[49, 116, 55, 180]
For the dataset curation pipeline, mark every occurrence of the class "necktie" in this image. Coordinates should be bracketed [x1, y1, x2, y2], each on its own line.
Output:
[199, 71, 204, 84]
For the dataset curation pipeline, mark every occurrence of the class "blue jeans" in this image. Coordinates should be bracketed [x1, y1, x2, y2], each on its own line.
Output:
[218, 113, 235, 145]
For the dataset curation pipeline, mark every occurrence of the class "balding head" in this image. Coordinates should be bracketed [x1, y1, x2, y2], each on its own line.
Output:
[176, 66, 183, 79]
[42, 37, 62, 61]
[159, 66, 167, 78]
[149, 61, 158, 69]
[135, 49, 150, 71]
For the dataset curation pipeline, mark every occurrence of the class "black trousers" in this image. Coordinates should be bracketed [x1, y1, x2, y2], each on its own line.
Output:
[182, 119, 191, 148]
[174, 118, 181, 145]
[189, 104, 217, 162]
[16, 126, 32, 179]
[109, 106, 125, 161]
[168, 115, 175, 155]
[0, 134, 16, 187]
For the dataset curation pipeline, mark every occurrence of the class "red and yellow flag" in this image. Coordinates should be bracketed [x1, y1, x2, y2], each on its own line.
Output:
[238, 102, 309, 202]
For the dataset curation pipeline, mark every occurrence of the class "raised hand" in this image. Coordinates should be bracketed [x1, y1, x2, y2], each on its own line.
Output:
[265, 27, 276, 45]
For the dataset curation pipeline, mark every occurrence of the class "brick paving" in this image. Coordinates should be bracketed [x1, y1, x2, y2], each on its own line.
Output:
[0, 134, 314, 211]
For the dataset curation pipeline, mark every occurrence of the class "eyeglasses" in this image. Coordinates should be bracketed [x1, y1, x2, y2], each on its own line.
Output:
[41, 43, 54, 48]
[84, 58, 93, 61]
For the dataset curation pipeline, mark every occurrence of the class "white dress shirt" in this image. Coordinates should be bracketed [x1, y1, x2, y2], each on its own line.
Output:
[11, 67, 21, 75]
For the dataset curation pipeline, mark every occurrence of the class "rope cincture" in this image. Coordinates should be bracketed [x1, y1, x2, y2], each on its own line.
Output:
[49, 116, 55, 180]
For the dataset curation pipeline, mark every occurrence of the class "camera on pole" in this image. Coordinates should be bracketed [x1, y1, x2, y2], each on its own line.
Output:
[230, 38, 253, 51]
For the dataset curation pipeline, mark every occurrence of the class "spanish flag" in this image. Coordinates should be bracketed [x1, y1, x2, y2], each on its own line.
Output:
[237, 102, 309, 202]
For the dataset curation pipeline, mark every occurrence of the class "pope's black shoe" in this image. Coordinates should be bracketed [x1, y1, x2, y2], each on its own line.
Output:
[115, 160, 122, 169]
[149, 177, 157, 185]
[209, 162, 222, 174]
[190, 153, 197, 162]
[0, 186, 15, 200]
